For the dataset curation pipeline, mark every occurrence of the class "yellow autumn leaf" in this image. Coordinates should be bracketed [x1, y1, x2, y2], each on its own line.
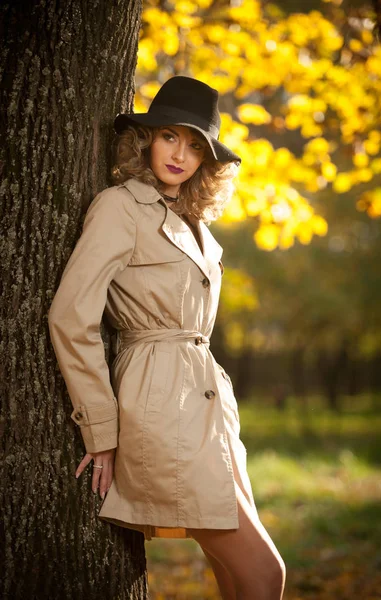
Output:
[357, 188, 381, 218]
[162, 31, 180, 56]
[371, 158, 381, 174]
[238, 104, 272, 125]
[353, 153, 369, 167]
[285, 113, 301, 129]
[173, 13, 202, 28]
[203, 24, 226, 42]
[369, 204, 381, 218]
[364, 139, 380, 155]
[305, 178, 320, 192]
[321, 162, 337, 181]
[194, 0, 213, 8]
[333, 173, 353, 193]
[361, 29, 374, 45]
[140, 81, 161, 99]
[349, 39, 363, 52]
[369, 130, 381, 142]
[369, 198, 381, 218]
[260, 207, 275, 223]
[245, 196, 267, 216]
[143, 8, 172, 27]
[254, 224, 279, 250]
[279, 233, 295, 249]
[355, 168, 373, 182]
[272, 148, 292, 168]
[137, 39, 157, 72]
[289, 162, 312, 182]
[221, 40, 242, 56]
[311, 215, 328, 236]
[133, 92, 149, 113]
[288, 94, 311, 111]
[176, 1, 198, 14]
[229, 0, 261, 24]
[296, 224, 313, 245]
[301, 121, 323, 138]
[271, 200, 292, 223]
[295, 204, 313, 222]
[222, 196, 246, 222]
[251, 139, 274, 160]
[305, 137, 330, 155]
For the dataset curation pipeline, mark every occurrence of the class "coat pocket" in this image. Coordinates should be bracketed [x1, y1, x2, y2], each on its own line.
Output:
[129, 243, 186, 266]
[217, 363, 233, 390]
[216, 363, 240, 424]
[145, 347, 171, 413]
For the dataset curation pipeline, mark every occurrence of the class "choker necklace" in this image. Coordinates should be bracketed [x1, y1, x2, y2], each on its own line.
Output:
[161, 193, 179, 203]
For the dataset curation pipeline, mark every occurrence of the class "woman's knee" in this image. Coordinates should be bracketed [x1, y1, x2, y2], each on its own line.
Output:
[233, 544, 286, 599]
[234, 553, 285, 600]
[268, 552, 286, 596]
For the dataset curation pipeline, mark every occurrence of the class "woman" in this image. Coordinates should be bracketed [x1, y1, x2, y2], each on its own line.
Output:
[48, 76, 286, 599]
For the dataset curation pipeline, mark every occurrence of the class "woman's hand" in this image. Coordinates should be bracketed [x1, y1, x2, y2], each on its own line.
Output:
[75, 448, 116, 499]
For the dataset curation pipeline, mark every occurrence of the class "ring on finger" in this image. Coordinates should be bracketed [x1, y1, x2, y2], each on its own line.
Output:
[93, 465, 103, 469]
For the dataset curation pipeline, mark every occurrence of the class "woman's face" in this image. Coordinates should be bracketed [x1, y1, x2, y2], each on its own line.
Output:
[149, 125, 207, 196]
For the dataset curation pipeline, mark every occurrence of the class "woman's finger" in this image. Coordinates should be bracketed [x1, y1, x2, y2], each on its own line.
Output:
[99, 461, 110, 499]
[106, 463, 114, 492]
[92, 461, 104, 493]
[75, 453, 94, 478]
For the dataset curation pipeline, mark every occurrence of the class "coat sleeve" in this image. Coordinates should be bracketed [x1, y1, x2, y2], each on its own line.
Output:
[48, 186, 137, 454]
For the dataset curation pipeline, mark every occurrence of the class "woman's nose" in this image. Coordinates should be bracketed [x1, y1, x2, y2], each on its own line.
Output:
[172, 142, 186, 162]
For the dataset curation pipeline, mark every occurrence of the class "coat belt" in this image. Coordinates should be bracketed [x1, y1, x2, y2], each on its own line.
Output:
[112, 328, 210, 355]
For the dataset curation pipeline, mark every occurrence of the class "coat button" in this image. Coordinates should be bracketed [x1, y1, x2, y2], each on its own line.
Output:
[204, 390, 215, 399]
[201, 277, 210, 288]
[195, 336, 203, 345]
[75, 411, 83, 420]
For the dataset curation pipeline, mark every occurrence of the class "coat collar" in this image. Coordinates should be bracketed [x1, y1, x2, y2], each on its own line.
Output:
[122, 178, 223, 278]
[122, 178, 162, 204]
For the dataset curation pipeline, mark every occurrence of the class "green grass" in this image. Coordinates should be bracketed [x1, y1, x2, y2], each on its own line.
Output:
[146, 394, 381, 599]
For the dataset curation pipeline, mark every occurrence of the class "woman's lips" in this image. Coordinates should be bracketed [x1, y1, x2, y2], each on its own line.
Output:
[166, 164, 184, 174]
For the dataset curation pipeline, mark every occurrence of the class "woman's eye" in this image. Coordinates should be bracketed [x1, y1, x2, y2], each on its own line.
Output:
[162, 132, 203, 151]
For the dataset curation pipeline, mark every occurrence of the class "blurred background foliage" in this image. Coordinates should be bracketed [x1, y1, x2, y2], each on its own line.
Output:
[135, 1, 381, 597]
[134, 0, 381, 410]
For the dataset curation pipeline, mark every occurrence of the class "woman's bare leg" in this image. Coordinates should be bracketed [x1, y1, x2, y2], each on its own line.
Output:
[201, 546, 236, 600]
[187, 482, 286, 600]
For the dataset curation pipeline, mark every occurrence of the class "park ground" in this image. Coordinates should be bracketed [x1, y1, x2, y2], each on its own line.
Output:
[145, 394, 381, 599]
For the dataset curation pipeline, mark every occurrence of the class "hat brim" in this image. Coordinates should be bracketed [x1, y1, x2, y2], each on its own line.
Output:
[114, 113, 241, 164]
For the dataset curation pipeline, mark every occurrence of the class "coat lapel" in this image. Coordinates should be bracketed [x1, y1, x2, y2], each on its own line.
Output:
[197, 220, 223, 266]
[161, 208, 211, 278]
[122, 179, 223, 278]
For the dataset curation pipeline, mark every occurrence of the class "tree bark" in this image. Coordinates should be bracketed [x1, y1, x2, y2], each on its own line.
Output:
[316, 339, 349, 412]
[0, 1, 147, 598]
[234, 348, 255, 400]
[289, 345, 307, 407]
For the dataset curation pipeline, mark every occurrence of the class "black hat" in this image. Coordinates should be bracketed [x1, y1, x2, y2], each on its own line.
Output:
[114, 76, 241, 164]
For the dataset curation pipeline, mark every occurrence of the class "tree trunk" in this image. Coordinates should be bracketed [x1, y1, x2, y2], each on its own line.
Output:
[234, 348, 255, 400]
[316, 340, 349, 412]
[289, 345, 307, 405]
[0, 1, 148, 598]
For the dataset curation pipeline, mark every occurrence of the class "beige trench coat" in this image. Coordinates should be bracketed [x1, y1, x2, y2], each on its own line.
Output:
[48, 178, 255, 540]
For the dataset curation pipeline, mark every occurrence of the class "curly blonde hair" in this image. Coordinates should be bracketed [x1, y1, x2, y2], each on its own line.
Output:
[111, 124, 239, 222]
